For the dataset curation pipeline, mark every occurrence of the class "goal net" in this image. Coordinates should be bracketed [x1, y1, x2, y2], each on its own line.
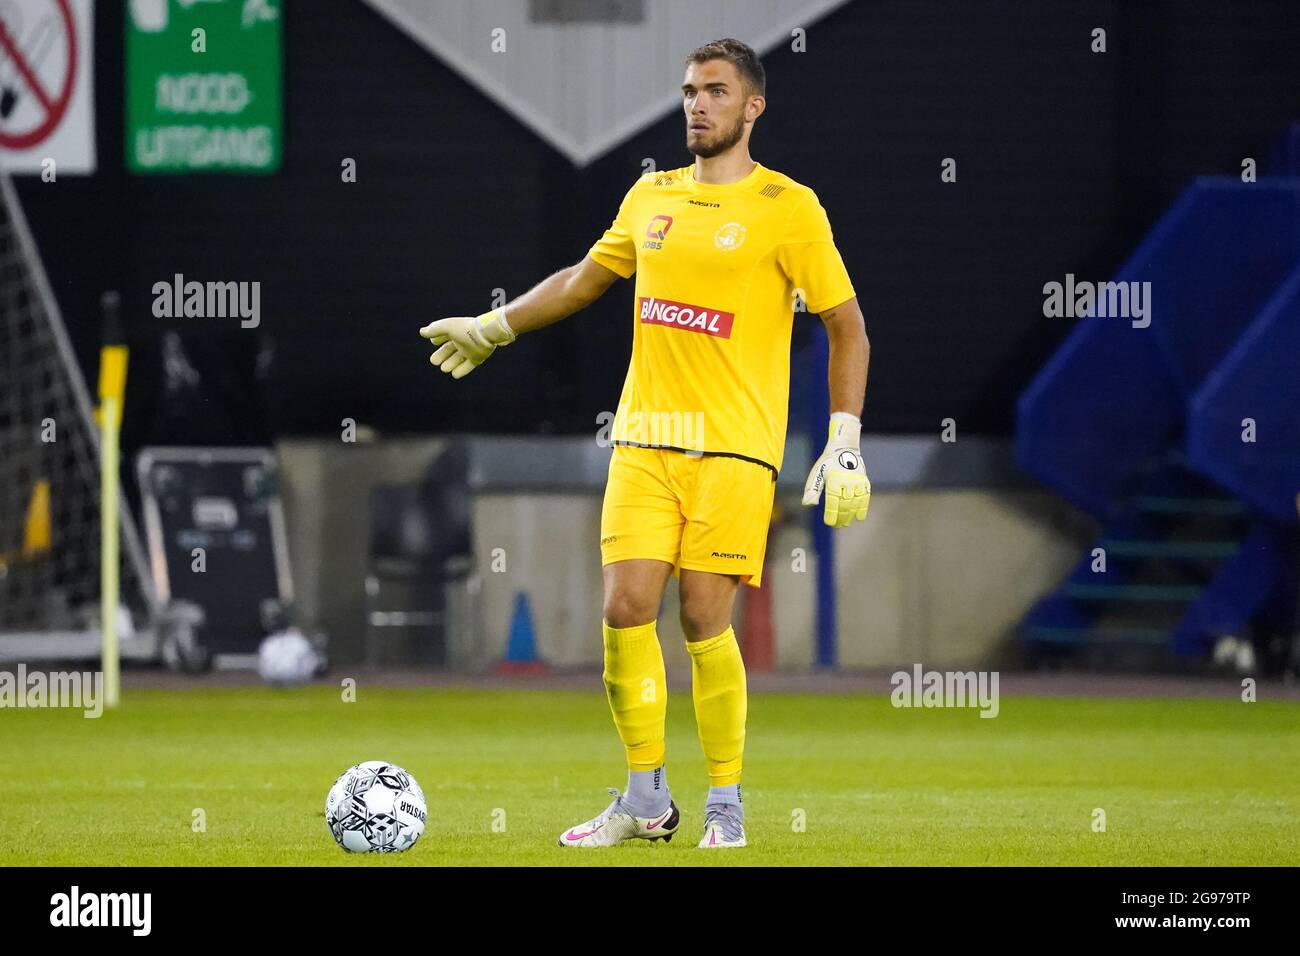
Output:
[0, 171, 155, 659]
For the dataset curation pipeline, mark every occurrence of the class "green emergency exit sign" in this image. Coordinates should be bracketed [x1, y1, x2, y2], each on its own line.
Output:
[126, 0, 282, 173]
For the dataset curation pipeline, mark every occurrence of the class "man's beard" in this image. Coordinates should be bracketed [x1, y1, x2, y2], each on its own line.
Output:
[687, 114, 746, 158]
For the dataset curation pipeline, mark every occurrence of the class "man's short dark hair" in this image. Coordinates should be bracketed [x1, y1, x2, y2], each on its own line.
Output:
[685, 38, 766, 98]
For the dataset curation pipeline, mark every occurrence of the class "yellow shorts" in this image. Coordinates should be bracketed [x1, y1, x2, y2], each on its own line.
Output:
[600, 444, 777, 587]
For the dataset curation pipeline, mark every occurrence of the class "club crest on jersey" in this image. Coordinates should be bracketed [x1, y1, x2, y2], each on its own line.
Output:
[714, 222, 747, 252]
[638, 296, 735, 339]
[643, 215, 673, 249]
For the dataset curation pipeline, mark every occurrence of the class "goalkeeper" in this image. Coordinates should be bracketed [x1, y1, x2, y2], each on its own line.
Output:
[421, 38, 869, 850]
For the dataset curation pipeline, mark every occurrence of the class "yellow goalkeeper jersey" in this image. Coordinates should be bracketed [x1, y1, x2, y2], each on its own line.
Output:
[588, 162, 855, 473]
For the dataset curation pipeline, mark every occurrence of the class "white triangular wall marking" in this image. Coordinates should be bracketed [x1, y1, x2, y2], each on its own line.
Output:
[361, 0, 852, 166]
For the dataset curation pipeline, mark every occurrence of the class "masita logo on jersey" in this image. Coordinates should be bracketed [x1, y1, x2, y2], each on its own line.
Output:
[638, 296, 734, 338]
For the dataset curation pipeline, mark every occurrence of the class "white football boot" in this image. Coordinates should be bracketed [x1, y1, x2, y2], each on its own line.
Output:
[557, 788, 680, 847]
[698, 803, 747, 848]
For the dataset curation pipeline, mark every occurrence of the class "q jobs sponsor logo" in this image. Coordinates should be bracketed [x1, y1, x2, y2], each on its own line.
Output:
[638, 296, 734, 339]
[643, 214, 673, 249]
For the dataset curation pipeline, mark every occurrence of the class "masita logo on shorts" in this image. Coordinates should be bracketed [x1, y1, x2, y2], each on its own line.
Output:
[638, 296, 734, 338]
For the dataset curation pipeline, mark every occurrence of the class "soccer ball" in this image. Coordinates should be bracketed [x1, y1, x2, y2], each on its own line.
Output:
[258, 628, 318, 686]
[325, 761, 427, 853]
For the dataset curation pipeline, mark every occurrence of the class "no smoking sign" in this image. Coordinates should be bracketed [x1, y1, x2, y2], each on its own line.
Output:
[0, 0, 94, 174]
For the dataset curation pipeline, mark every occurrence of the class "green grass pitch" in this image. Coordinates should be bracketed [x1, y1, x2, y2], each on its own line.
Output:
[4, 685, 1297, 865]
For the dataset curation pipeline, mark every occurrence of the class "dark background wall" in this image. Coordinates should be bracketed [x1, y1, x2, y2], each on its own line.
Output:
[13, 0, 1300, 456]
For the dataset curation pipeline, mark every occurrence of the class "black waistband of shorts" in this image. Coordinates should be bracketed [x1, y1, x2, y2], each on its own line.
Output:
[610, 440, 779, 480]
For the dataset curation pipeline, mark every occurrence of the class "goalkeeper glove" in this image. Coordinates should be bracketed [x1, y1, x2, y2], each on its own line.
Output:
[802, 412, 871, 528]
[419, 307, 516, 379]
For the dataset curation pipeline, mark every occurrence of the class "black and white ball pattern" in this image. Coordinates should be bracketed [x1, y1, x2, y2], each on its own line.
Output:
[325, 761, 427, 853]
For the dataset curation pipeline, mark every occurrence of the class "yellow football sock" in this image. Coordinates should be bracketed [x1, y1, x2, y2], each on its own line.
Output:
[687, 626, 747, 786]
[602, 620, 667, 771]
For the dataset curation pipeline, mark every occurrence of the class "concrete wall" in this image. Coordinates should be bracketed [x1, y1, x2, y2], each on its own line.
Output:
[830, 490, 1090, 668]
[472, 489, 1088, 671]
[277, 438, 1092, 670]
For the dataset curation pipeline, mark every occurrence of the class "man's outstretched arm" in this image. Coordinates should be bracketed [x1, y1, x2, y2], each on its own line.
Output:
[419, 254, 622, 379]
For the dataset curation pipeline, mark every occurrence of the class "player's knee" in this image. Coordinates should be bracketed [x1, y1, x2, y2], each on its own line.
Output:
[603, 590, 658, 629]
[679, 600, 729, 643]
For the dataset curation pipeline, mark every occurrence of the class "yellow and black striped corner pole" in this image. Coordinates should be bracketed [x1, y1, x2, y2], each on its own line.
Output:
[98, 291, 127, 709]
